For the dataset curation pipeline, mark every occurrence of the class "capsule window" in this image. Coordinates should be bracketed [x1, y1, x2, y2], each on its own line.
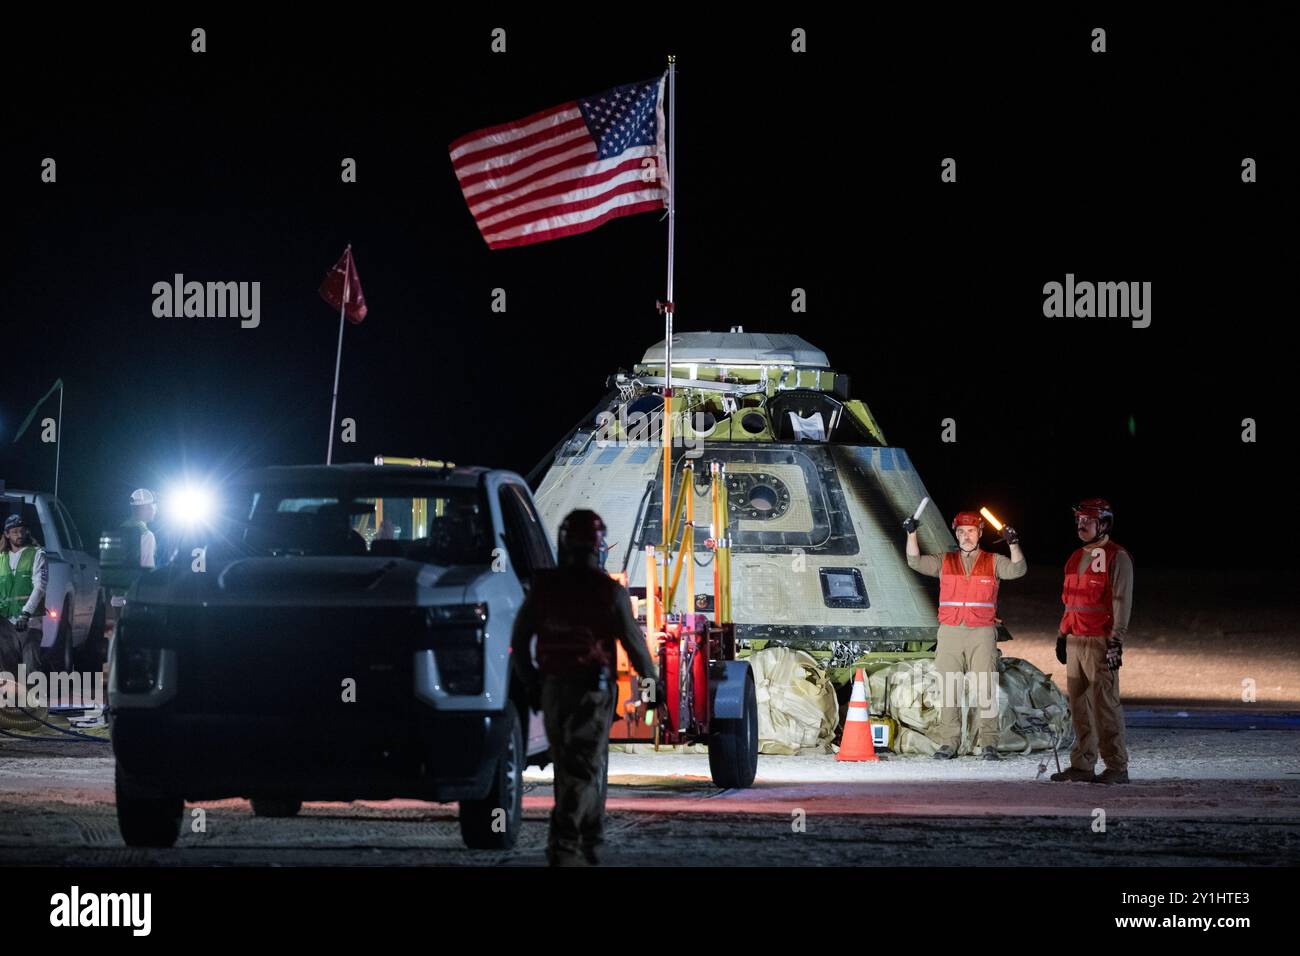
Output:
[819, 567, 869, 609]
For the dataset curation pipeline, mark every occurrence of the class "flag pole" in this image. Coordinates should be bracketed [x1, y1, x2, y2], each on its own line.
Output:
[326, 245, 350, 465]
[9, 379, 65, 494]
[660, 55, 677, 620]
[54, 381, 63, 499]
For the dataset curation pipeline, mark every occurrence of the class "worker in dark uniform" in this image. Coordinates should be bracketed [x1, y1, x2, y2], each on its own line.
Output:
[510, 509, 659, 867]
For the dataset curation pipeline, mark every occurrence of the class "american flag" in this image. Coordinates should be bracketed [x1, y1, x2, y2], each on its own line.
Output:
[449, 76, 668, 250]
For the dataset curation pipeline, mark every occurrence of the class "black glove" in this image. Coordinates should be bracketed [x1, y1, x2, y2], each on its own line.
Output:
[902, 517, 920, 534]
[14, 612, 30, 633]
[1002, 525, 1020, 547]
[1055, 634, 1067, 665]
[1106, 638, 1123, 671]
[526, 677, 543, 711]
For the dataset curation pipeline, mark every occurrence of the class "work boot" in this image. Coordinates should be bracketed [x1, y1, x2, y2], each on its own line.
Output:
[980, 745, 1002, 761]
[546, 848, 588, 867]
[1094, 767, 1130, 785]
[1049, 767, 1097, 782]
[581, 841, 603, 865]
[932, 745, 956, 760]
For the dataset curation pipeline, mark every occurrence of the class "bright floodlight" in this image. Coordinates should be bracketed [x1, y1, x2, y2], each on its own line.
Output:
[168, 485, 216, 528]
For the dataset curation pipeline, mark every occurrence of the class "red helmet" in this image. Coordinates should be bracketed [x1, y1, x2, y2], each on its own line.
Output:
[558, 509, 607, 557]
[951, 511, 984, 532]
[1072, 498, 1113, 520]
[1072, 498, 1114, 537]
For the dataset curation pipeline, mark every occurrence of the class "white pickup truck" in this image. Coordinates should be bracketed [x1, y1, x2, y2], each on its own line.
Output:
[111, 462, 553, 849]
[0, 485, 107, 672]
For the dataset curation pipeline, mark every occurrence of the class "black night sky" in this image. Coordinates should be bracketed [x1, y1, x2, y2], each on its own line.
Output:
[1, 13, 1290, 569]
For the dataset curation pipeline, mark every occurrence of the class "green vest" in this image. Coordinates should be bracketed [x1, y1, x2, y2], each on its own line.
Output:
[0, 546, 37, 618]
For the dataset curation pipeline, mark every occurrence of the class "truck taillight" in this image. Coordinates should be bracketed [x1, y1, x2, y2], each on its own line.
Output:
[422, 604, 486, 695]
[433, 639, 484, 696]
[425, 603, 488, 626]
[119, 646, 162, 693]
[116, 604, 168, 693]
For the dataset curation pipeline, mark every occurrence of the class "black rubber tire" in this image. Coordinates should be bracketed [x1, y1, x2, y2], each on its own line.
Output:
[459, 705, 524, 849]
[708, 668, 759, 789]
[251, 798, 303, 818]
[115, 764, 183, 848]
[74, 592, 108, 673]
[40, 605, 73, 673]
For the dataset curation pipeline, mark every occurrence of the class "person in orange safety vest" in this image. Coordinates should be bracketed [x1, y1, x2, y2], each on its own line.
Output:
[906, 510, 1026, 760]
[1050, 498, 1133, 785]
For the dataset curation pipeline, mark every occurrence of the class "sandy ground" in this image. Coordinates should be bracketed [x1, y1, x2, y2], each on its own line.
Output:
[996, 567, 1299, 709]
[1, 568, 1295, 866]
[1, 712, 1297, 866]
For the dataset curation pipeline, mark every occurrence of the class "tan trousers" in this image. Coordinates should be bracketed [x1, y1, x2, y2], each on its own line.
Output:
[1066, 634, 1128, 772]
[933, 626, 1001, 749]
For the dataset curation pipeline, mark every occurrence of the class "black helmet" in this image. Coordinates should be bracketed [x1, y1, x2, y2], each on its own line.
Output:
[558, 509, 606, 559]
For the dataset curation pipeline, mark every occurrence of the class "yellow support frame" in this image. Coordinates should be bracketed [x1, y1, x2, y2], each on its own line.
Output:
[708, 460, 732, 625]
[718, 464, 731, 624]
[645, 544, 659, 635]
[665, 461, 696, 614]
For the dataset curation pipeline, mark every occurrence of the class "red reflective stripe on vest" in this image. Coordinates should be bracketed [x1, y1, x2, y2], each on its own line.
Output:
[1059, 541, 1124, 637]
[937, 550, 999, 627]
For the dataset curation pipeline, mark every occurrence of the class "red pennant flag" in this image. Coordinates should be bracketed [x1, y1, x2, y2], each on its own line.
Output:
[319, 245, 368, 323]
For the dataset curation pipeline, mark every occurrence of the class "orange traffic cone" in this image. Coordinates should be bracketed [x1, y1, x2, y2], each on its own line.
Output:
[836, 668, 879, 761]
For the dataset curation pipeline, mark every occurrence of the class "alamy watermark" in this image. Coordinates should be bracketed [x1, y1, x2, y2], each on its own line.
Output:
[889, 665, 1001, 718]
[0, 666, 105, 710]
[594, 405, 709, 458]
[49, 885, 151, 936]
[1043, 274, 1151, 328]
[152, 273, 260, 328]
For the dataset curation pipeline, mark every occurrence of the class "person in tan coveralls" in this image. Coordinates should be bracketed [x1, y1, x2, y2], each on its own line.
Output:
[1051, 498, 1133, 784]
[905, 510, 1026, 760]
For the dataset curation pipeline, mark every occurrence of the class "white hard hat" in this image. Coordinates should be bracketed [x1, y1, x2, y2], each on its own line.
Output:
[129, 488, 156, 506]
